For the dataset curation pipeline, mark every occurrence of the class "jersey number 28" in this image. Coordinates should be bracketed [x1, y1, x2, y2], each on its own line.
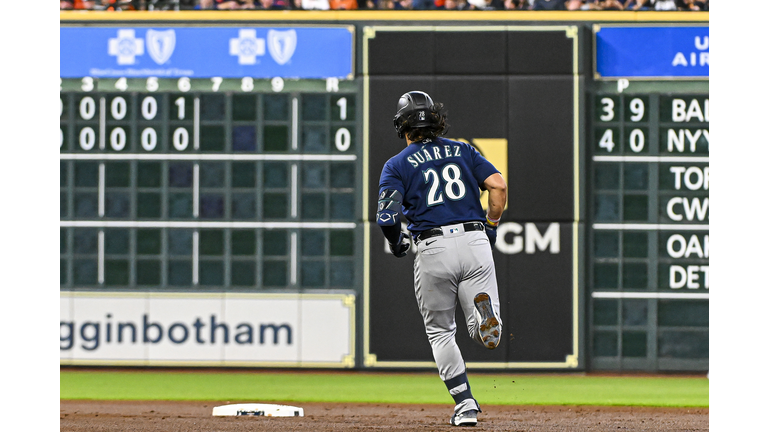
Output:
[423, 164, 466, 206]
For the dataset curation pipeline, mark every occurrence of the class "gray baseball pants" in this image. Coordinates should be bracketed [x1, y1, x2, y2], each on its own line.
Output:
[413, 223, 503, 382]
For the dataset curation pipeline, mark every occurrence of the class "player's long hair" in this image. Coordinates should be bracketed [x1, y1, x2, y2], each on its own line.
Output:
[404, 103, 449, 142]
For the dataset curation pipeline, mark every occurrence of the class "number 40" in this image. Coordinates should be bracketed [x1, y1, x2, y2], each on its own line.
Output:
[598, 128, 645, 153]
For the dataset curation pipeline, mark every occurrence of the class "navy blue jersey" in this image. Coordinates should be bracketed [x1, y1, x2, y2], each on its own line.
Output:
[378, 137, 500, 235]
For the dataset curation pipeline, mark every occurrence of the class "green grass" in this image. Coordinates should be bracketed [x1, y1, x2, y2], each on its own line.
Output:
[60, 370, 708, 407]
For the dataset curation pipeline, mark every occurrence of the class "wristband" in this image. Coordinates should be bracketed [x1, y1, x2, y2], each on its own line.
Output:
[486, 215, 500, 227]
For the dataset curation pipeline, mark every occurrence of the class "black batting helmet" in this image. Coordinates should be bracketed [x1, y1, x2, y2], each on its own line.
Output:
[393, 91, 437, 139]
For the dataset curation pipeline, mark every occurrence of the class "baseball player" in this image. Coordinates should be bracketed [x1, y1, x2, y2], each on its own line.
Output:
[377, 91, 506, 427]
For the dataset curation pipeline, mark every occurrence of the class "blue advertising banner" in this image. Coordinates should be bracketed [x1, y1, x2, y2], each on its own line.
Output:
[60, 26, 354, 79]
[595, 26, 709, 79]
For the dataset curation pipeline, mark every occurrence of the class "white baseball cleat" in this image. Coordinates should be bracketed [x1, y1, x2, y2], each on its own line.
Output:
[450, 409, 478, 426]
[474, 292, 501, 349]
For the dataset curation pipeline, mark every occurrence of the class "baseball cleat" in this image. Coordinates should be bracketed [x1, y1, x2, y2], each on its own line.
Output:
[450, 409, 478, 426]
[474, 293, 501, 350]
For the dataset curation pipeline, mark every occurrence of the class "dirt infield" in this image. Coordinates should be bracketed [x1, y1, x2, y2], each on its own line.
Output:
[60, 400, 708, 431]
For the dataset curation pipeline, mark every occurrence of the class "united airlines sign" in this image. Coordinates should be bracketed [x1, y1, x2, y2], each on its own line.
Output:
[594, 25, 709, 79]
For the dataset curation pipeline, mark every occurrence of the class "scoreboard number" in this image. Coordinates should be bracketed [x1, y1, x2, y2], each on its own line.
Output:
[146, 77, 159, 92]
[211, 77, 223, 92]
[142, 97, 158, 120]
[81, 77, 94, 92]
[598, 128, 615, 152]
[599, 97, 615, 121]
[141, 127, 157, 151]
[178, 77, 191, 92]
[110, 127, 127, 151]
[241, 77, 254, 92]
[115, 77, 128, 92]
[628, 129, 645, 152]
[173, 127, 189, 151]
[174, 97, 186, 120]
[79, 127, 96, 150]
[628, 98, 645, 122]
[111, 97, 127, 120]
[336, 97, 348, 120]
[271, 77, 285, 92]
[80, 97, 96, 120]
[335, 128, 351, 152]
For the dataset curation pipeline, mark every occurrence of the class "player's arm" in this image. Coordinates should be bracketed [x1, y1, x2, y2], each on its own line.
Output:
[376, 189, 410, 258]
[377, 164, 410, 258]
[376, 188, 404, 244]
[482, 173, 507, 249]
[483, 173, 507, 222]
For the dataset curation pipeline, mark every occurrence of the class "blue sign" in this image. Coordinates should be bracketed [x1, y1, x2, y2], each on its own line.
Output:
[595, 26, 709, 79]
[60, 26, 354, 79]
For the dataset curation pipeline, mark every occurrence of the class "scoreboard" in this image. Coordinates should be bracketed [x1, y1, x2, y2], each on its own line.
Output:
[59, 17, 709, 371]
[589, 24, 709, 371]
[589, 87, 709, 371]
[59, 76, 362, 291]
[59, 24, 360, 295]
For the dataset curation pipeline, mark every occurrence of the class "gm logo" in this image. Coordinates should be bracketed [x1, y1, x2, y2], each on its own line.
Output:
[496, 222, 560, 255]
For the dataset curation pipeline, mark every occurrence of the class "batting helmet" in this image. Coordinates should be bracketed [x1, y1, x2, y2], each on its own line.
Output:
[393, 91, 437, 139]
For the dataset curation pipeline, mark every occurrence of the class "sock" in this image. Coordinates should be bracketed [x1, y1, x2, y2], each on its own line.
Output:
[443, 372, 474, 406]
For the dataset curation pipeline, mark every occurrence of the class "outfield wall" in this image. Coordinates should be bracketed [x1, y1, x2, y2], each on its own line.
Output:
[59, 11, 708, 372]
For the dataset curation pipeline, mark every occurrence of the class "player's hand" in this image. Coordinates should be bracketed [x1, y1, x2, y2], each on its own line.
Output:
[389, 233, 411, 258]
[484, 223, 497, 250]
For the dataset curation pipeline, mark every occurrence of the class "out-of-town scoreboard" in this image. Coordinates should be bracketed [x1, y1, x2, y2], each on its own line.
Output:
[59, 26, 362, 292]
[589, 25, 709, 371]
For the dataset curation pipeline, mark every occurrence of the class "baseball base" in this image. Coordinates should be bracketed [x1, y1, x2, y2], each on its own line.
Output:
[212, 403, 304, 417]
